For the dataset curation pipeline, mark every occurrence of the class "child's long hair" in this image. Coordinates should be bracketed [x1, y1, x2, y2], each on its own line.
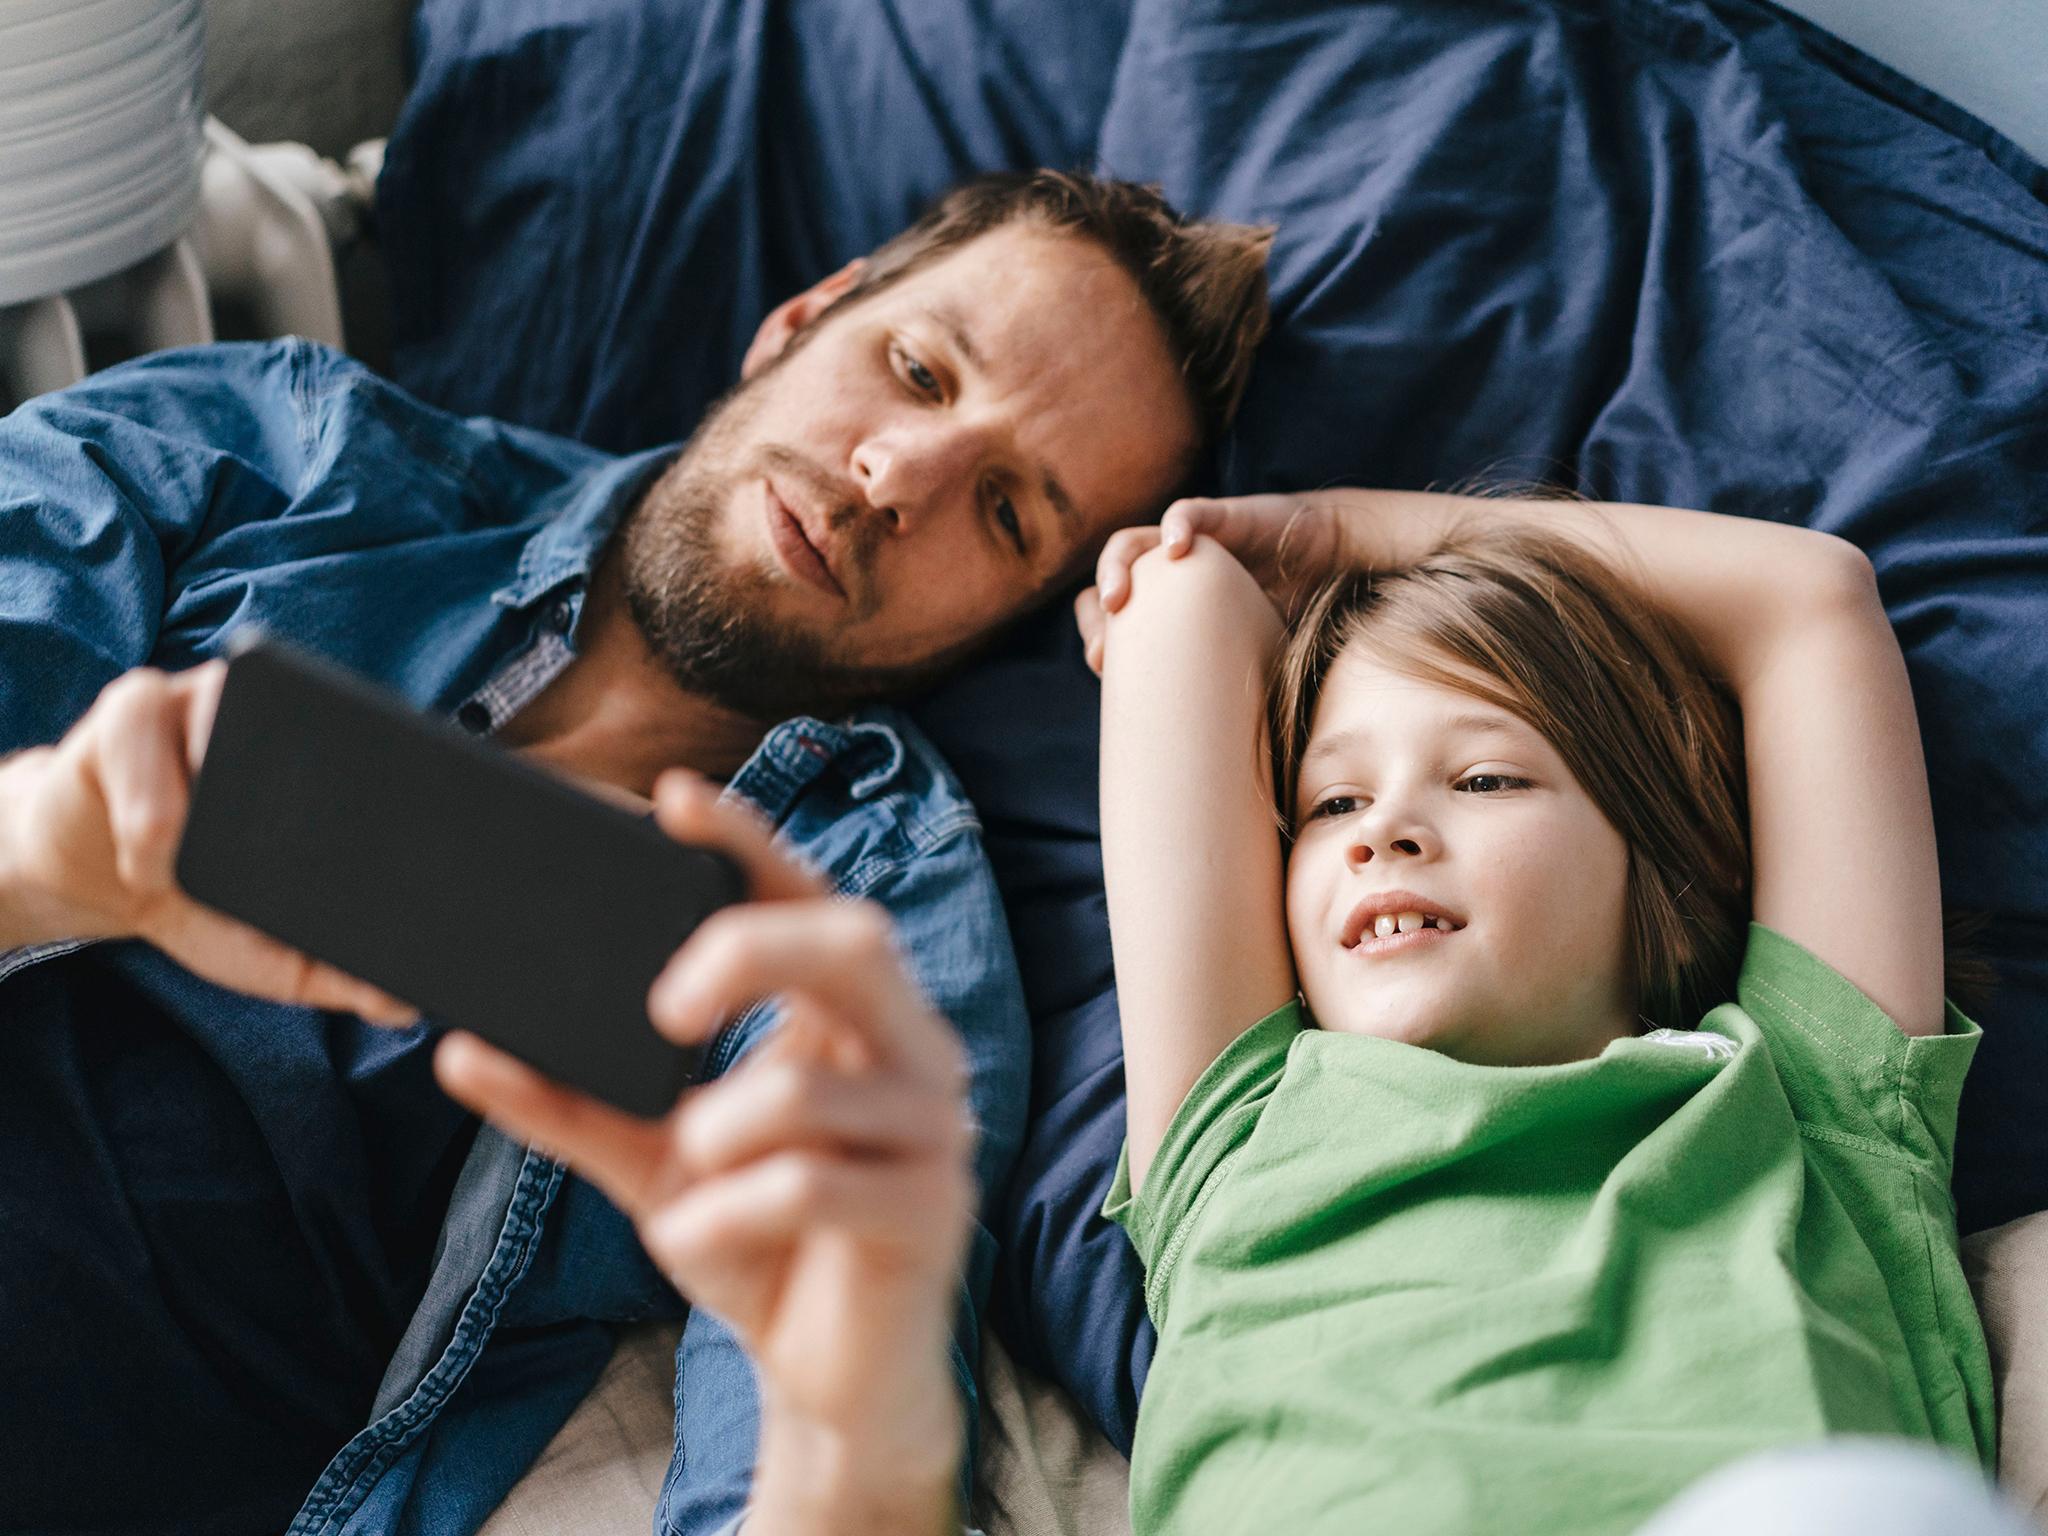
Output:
[1268, 525, 1751, 1032]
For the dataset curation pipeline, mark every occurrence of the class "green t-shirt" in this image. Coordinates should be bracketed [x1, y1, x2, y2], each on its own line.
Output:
[1105, 924, 1992, 1536]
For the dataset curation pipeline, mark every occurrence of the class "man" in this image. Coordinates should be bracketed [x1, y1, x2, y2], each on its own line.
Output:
[0, 171, 1270, 1535]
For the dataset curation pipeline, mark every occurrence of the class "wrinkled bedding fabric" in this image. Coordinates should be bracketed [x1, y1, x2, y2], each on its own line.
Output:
[380, 0, 2048, 1456]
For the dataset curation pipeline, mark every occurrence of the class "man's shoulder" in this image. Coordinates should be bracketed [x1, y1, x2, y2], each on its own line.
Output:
[18, 337, 614, 492]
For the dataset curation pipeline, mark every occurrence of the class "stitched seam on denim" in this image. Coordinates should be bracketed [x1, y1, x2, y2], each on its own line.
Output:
[0, 937, 93, 983]
[701, 999, 774, 1081]
[858, 781, 982, 855]
[287, 1156, 562, 1531]
[287, 339, 322, 467]
[836, 815, 979, 901]
[286, 1155, 567, 1534]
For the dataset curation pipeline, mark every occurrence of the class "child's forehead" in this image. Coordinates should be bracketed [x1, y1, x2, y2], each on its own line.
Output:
[1305, 650, 1538, 755]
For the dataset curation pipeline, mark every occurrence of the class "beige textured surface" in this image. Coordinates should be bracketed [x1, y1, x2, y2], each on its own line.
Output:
[476, 1320, 678, 1536]
[477, 1321, 1133, 1536]
[1966, 1212, 2048, 1529]
[969, 1333, 1131, 1536]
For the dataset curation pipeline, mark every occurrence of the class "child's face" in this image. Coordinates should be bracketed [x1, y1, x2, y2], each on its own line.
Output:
[1284, 646, 1636, 1064]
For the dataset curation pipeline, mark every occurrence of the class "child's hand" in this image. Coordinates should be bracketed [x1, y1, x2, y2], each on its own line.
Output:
[432, 769, 975, 1452]
[1095, 494, 1355, 618]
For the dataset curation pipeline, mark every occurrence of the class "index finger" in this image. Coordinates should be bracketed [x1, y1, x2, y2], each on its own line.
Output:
[653, 770, 827, 904]
[649, 899, 964, 1092]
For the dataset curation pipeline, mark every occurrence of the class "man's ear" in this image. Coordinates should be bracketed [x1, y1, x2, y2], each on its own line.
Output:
[741, 258, 868, 379]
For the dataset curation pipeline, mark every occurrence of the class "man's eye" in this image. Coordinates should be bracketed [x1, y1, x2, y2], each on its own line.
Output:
[1456, 773, 1532, 794]
[994, 494, 1025, 554]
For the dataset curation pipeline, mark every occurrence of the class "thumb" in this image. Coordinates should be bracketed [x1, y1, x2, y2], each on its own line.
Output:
[1073, 587, 1107, 678]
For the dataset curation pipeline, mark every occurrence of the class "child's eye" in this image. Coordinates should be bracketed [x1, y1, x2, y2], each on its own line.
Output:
[1455, 773, 1532, 794]
[1305, 794, 1360, 820]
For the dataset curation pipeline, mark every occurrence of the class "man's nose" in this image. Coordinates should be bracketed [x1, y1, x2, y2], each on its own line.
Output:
[850, 421, 986, 533]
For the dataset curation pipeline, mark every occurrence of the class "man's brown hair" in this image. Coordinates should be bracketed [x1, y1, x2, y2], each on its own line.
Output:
[838, 170, 1275, 460]
[1268, 525, 1752, 1032]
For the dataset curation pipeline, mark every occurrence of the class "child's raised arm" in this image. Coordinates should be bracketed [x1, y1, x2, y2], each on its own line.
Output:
[1086, 539, 1299, 1191]
[1102, 491, 1946, 1038]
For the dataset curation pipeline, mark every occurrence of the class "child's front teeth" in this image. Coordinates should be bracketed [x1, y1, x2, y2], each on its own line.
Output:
[1373, 911, 1434, 938]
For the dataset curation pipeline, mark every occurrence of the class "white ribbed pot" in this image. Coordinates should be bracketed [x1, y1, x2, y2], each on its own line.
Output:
[0, 0, 206, 307]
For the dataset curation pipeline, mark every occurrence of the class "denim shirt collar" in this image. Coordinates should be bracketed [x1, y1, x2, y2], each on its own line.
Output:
[488, 445, 678, 615]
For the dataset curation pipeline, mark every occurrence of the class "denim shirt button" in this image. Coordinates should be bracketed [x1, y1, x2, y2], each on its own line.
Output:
[456, 700, 493, 734]
[542, 598, 574, 635]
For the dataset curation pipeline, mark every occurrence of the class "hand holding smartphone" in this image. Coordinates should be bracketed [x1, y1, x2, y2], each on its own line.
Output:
[175, 636, 744, 1117]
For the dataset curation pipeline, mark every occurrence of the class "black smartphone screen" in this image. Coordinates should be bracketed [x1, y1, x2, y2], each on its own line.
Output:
[175, 635, 745, 1118]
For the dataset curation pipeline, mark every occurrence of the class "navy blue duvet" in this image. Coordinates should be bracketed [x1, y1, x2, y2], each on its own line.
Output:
[380, 0, 2047, 1456]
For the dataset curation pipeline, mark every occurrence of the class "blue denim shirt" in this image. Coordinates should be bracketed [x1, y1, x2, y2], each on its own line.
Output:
[0, 341, 1029, 1535]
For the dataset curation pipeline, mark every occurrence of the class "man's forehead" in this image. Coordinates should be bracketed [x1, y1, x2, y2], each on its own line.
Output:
[884, 226, 1198, 529]
[899, 225, 1144, 352]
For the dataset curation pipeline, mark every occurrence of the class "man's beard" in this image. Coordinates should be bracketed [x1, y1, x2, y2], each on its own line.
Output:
[617, 377, 990, 723]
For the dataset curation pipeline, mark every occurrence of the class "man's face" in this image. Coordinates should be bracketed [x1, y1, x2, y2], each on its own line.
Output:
[620, 223, 1201, 720]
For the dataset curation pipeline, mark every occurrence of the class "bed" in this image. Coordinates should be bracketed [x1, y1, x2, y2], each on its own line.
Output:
[211, 0, 2048, 1527]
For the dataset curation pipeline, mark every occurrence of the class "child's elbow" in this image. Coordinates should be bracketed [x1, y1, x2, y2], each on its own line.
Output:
[1110, 536, 1276, 642]
[1799, 531, 1882, 614]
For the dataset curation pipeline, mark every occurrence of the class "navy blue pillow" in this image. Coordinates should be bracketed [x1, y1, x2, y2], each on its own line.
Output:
[380, 0, 2048, 1459]
[381, 0, 1133, 449]
[1095, 0, 2048, 1194]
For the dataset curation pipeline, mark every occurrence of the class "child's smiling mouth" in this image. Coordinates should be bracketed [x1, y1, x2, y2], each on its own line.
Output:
[1340, 892, 1466, 952]
[1346, 920, 1456, 959]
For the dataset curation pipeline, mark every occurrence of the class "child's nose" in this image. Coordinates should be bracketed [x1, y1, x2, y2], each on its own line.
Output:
[1348, 839, 1424, 866]
[1346, 814, 1437, 866]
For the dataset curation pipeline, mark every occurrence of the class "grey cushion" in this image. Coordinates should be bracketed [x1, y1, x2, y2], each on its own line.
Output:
[201, 0, 413, 161]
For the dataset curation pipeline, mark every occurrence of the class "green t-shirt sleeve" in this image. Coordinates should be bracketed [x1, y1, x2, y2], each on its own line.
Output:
[1732, 924, 1995, 1466]
[1104, 1001, 1303, 1322]
[1733, 922, 1980, 1175]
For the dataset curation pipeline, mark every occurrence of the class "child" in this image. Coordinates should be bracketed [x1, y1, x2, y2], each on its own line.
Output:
[1077, 488, 1998, 1534]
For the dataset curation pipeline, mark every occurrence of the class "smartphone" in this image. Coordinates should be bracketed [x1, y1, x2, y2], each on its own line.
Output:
[175, 634, 745, 1117]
